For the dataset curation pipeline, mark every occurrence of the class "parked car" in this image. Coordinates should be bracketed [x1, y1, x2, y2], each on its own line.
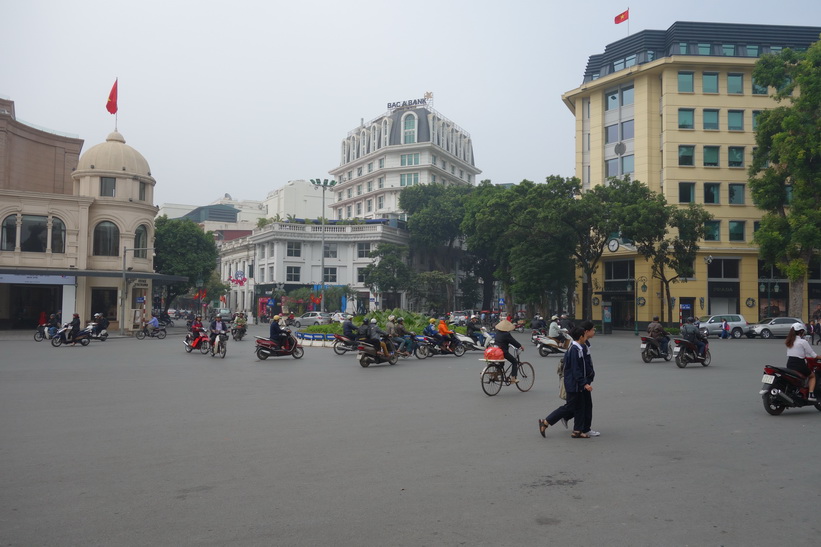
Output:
[294, 311, 333, 327]
[749, 317, 807, 339]
[697, 314, 751, 339]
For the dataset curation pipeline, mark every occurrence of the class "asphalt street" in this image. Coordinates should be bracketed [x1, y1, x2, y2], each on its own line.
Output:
[1, 325, 819, 546]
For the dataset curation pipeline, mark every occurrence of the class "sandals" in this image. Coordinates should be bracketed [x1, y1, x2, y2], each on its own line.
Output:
[571, 431, 590, 439]
[538, 419, 549, 438]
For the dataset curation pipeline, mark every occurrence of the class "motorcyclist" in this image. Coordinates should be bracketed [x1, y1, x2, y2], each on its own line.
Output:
[646, 316, 669, 356]
[680, 317, 706, 357]
[47, 313, 59, 337]
[234, 313, 247, 336]
[342, 315, 357, 340]
[269, 315, 287, 346]
[424, 318, 444, 348]
[559, 314, 574, 331]
[68, 313, 81, 343]
[438, 318, 456, 351]
[549, 315, 569, 348]
[466, 315, 483, 345]
[209, 314, 228, 352]
[386, 315, 407, 355]
[191, 314, 204, 332]
[531, 315, 546, 331]
[394, 317, 412, 356]
[147, 313, 160, 335]
[367, 318, 391, 357]
[785, 322, 817, 401]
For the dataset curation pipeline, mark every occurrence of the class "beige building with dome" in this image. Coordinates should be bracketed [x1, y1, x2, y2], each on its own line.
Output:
[0, 97, 184, 331]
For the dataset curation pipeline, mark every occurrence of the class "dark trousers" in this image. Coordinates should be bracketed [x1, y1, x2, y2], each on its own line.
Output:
[573, 390, 591, 433]
[502, 350, 519, 378]
[546, 391, 578, 426]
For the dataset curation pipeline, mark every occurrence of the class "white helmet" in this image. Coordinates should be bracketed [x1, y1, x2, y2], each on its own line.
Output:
[370, 318, 377, 324]
[388, 315, 396, 321]
[792, 322, 806, 332]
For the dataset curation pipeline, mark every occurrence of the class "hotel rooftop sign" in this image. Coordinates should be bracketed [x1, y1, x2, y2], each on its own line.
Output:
[387, 92, 433, 111]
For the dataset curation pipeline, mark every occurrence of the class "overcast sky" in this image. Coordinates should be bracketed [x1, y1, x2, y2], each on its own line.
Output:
[2, 0, 819, 206]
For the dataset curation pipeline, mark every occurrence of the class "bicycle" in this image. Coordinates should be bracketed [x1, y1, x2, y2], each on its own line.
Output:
[480, 347, 534, 396]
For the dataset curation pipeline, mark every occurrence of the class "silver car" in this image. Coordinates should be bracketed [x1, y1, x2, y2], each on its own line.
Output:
[697, 314, 751, 339]
[294, 312, 333, 327]
[749, 317, 806, 339]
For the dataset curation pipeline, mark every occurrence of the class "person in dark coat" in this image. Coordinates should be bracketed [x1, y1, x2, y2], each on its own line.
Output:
[269, 315, 287, 346]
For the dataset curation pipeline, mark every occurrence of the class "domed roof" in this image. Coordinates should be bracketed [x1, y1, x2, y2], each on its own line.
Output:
[76, 131, 151, 176]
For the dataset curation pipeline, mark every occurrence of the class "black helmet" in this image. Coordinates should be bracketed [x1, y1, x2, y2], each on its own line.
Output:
[686, 317, 695, 323]
[397, 317, 404, 322]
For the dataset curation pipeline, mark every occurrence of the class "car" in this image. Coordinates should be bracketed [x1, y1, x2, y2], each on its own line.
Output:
[697, 314, 751, 339]
[294, 311, 333, 327]
[449, 310, 476, 326]
[749, 317, 806, 339]
[331, 312, 346, 323]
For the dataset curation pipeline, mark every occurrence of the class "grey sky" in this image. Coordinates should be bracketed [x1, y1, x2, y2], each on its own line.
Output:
[2, 0, 819, 206]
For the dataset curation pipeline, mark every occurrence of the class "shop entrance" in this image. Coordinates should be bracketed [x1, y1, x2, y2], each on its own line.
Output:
[3, 284, 62, 329]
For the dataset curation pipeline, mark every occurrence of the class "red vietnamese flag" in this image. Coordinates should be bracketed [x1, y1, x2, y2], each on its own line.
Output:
[614, 9, 629, 24]
[106, 79, 118, 114]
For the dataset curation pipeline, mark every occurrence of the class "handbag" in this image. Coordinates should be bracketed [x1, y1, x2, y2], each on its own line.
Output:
[557, 357, 567, 400]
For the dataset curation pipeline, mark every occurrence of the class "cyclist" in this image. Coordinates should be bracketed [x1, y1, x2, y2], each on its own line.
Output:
[494, 318, 523, 383]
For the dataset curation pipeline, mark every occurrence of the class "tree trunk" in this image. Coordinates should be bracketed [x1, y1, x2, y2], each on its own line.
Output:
[789, 277, 805, 319]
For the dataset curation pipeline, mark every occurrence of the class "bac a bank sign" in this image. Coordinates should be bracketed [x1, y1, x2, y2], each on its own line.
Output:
[387, 97, 428, 110]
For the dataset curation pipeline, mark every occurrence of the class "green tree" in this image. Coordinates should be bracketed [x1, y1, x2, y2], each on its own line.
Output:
[749, 37, 821, 316]
[362, 243, 415, 310]
[153, 216, 219, 312]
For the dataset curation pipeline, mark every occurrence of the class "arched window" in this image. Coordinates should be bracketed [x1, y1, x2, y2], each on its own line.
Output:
[402, 114, 417, 144]
[51, 217, 65, 253]
[1, 215, 17, 251]
[134, 225, 149, 258]
[93, 221, 120, 256]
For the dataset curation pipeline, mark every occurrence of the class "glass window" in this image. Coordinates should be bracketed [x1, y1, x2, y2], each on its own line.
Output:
[139, 182, 147, 201]
[704, 183, 721, 204]
[1, 215, 16, 251]
[678, 145, 695, 166]
[703, 109, 719, 130]
[678, 109, 694, 129]
[728, 110, 744, 131]
[346, 205, 352, 218]
[679, 182, 695, 203]
[400, 173, 419, 186]
[729, 183, 745, 204]
[746, 45, 760, 57]
[703, 72, 719, 93]
[324, 243, 338, 259]
[729, 221, 745, 241]
[697, 43, 711, 55]
[366, 199, 372, 212]
[621, 119, 634, 140]
[621, 86, 634, 105]
[703, 146, 720, 167]
[605, 158, 619, 177]
[91, 288, 118, 322]
[346, 188, 352, 199]
[286, 266, 300, 282]
[357, 242, 371, 258]
[621, 155, 634, 174]
[752, 110, 762, 130]
[368, 162, 373, 172]
[378, 177, 384, 189]
[93, 221, 119, 256]
[356, 202, 362, 215]
[605, 124, 619, 143]
[134, 225, 149, 258]
[286, 242, 301, 257]
[378, 158, 384, 168]
[356, 184, 362, 196]
[752, 78, 768, 95]
[678, 72, 694, 92]
[704, 221, 721, 241]
[606, 90, 619, 110]
[20, 215, 48, 252]
[100, 177, 116, 197]
[323, 267, 337, 283]
[357, 167, 363, 177]
[722, 44, 736, 56]
[357, 267, 366, 284]
[51, 217, 65, 254]
[403, 115, 416, 144]
[727, 73, 743, 94]
[728, 147, 745, 167]
[377, 196, 384, 209]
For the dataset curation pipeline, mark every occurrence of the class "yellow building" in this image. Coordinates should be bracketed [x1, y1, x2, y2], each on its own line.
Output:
[562, 22, 821, 329]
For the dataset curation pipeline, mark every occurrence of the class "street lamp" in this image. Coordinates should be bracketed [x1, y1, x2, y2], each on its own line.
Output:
[629, 275, 648, 335]
[121, 246, 154, 335]
[759, 279, 780, 318]
[310, 178, 337, 313]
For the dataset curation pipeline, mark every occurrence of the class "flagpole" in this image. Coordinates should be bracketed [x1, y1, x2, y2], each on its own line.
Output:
[627, 7, 630, 36]
[114, 77, 118, 132]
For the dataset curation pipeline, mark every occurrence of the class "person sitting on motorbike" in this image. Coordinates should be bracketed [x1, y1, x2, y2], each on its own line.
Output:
[549, 315, 569, 348]
[466, 315, 484, 345]
[394, 317, 412, 356]
[269, 315, 287, 346]
[191, 315, 204, 332]
[234, 313, 247, 334]
[386, 315, 407, 356]
[209, 314, 228, 352]
[342, 315, 357, 340]
[680, 317, 706, 356]
[531, 315, 546, 332]
[786, 322, 817, 401]
[147, 313, 160, 335]
[47, 313, 59, 337]
[646, 316, 669, 356]
[494, 318, 523, 383]
[424, 318, 444, 348]
[68, 313, 81, 343]
[438, 318, 456, 351]
[367, 318, 391, 357]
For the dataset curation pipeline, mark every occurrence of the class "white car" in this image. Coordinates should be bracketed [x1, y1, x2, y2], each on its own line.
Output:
[331, 312, 346, 323]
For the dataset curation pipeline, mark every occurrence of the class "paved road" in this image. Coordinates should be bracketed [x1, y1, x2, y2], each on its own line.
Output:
[1, 326, 819, 546]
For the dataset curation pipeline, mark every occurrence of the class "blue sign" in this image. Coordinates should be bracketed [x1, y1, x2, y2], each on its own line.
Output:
[680, 304, 692, 310]
[498, 298, 505, 305]
[267, 298, 275, 307]
[136, 296, 145, 303]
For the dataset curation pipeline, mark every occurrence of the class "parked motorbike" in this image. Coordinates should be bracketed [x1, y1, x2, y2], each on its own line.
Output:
[417, 335, 466, 358]
[455, 328, 494, 352]
[640, 335, 672, 363]
[51, 324, 92, 347]
[535, 331, 570, 357]
[86, 322, 109, 341]
[231, 325, 247, 341]
[760, 357, 821, 415]
[183, 327, 210, 354]
[332, 333, 359, 355]
[34, 323, 58, 342]
[254, 329, 304, 360]
[672, 338, 711, 368]
[357, 335, 399, 367]
[135, 325, 167, 340]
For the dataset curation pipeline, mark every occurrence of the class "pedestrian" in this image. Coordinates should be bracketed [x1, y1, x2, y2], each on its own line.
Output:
[815, 320, 821, 345]
[808, 320, 817, 345]
[720, 318, 731, 340]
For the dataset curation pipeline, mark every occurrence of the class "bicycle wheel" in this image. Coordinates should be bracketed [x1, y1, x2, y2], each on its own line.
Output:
[515, 362, 535, 392]
[480, 365, 503, 396]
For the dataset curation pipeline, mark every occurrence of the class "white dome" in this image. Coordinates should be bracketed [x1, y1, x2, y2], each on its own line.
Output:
[77, 131, 151, 176]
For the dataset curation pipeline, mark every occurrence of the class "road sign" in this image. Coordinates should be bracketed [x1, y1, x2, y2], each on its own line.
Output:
[136, 296, 145, 303]
[498, 298, 505, 305]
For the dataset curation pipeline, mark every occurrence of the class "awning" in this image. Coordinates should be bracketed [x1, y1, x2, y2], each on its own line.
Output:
[0, 267, 188, 283]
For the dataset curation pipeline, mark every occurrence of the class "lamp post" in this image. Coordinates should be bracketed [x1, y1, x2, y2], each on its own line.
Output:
[121, 246, 154, 335]
[310, 178, 337, 313]
[627, 275, 648, 335]
[759, 279, 780, 318]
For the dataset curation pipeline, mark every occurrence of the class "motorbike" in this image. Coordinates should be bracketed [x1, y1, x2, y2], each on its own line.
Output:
[183, 327, 211, 354]
[672, 338, 711, 368]
[231, 324, 247, 341]
[640, 335, 672, 363]
[455, 328, 494, 352]
[51, 324, 92, 347]
[254, 329, 304, 360]
[159, 314, 175, 328]
[332, 333, 359, 355]
[34, 323, 58, 342]
[513, 320, 525, 333]
[530, 328, 547, 345]
[211, 330, 229, 358]
[357, 335, 399, 367]
[135, 325, 167, 340]
[760, 357, 821, 415]
[417, 335, 466, 358]
[86, 322, 109, 341]
[535, 330, 570, 357]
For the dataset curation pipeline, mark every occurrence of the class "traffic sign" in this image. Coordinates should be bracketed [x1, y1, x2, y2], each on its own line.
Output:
[136, 296, 145, 303]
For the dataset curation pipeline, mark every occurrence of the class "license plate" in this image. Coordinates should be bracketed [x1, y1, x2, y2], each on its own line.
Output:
[761, 374, 775, 384]
[640, 343, 646, 349]
[673, 346, 680, 354]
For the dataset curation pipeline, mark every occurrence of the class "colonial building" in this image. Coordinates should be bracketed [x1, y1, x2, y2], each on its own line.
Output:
[0, 97, 183, 331]
[562, 22, 821, 327]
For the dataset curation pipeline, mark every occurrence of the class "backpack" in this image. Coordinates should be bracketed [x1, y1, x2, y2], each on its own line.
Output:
[357, 323, 369, 336]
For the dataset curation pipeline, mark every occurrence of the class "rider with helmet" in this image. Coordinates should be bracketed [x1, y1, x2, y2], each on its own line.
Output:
[424, 318, 443, 348]
[367, 318, 391, 357]
[92, 312, 109, 335]
[438, 318, 456, 351]
[785, 322, 817, 401]
[466, 315, 483, 345]
[646, 316, 669, 356]
[269, 315, 287, 346]
[342, 314, 357, 340]
[209, 314, 229, 351]
[393, 317, 412, 356]
[680, 317, 706, 356]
